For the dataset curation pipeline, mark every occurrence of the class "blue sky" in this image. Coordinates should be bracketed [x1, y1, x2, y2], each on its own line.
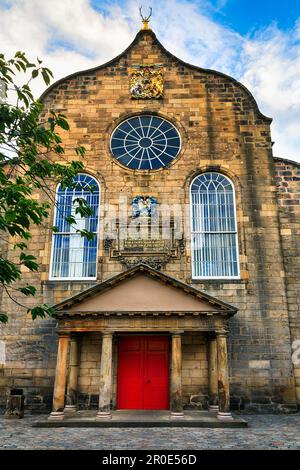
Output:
[209, 0, 300, 34]
[1, 0, 300, 161]
[92, 0, 300, 35]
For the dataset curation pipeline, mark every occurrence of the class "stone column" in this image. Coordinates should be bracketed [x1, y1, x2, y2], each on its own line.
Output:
[65, 334, 81, 412]
[208, 336, 219, 412]
[170, 331, 184, 418]
[216, 332, 233, 421]
[49, 333, 70, 421]
[96, 332, 113, 419]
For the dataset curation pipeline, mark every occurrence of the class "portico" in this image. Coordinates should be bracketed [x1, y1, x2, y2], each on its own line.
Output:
[48, 264, 237, 423]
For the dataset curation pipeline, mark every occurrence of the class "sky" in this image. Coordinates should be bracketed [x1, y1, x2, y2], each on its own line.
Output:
[0, 0, 300, 161]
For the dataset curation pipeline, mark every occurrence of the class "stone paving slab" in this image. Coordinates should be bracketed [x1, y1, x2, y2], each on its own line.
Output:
[0, 413, 300, 450]
[33, 410, 247, 428]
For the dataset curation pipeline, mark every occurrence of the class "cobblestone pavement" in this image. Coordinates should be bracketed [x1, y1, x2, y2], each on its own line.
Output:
[0, 413, 300, 450]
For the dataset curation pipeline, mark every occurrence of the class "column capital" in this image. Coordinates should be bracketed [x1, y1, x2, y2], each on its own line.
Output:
[216, 331, 228, 338]
[101, 330, 114, 338]
[57, 331, 70, 338]
[170, 330, 184, 336]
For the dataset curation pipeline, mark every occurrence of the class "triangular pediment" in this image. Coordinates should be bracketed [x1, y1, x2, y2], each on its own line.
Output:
[53, 264, 237, 317]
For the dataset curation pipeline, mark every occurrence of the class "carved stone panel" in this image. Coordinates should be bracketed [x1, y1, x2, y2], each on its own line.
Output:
[105, 218, 185, 269]
[130, 65, 164, 99]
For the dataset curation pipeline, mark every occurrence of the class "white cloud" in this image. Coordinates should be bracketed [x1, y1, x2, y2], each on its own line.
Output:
[238, 24, 300, 160]
[126, 0, 242, 73]
[0, 0, 299, 161]
[0, 0, 133, 93]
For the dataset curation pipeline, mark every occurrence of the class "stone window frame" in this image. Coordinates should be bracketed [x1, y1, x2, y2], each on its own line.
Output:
[49, 173, 101, 281]
[190, 171, 240, 280]
[110, 114, 182, 171]
[105, 111, 188, 174]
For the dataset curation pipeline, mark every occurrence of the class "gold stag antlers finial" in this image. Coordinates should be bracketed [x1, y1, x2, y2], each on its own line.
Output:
[139, 6, 152, 30]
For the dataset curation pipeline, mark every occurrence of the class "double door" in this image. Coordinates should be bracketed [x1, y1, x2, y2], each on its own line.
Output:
[117, 336, 169, 410]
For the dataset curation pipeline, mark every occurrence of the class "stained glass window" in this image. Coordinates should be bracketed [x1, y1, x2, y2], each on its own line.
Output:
[110, 115, 181, 170]
[190, 173, 239, 278]
[50, 174, 100, 280]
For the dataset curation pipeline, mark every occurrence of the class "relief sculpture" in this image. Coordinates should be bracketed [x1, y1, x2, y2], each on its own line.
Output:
[130, 66, 164, 99]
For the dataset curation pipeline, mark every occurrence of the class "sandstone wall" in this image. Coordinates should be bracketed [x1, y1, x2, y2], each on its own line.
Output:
[274, 158, 300, 404]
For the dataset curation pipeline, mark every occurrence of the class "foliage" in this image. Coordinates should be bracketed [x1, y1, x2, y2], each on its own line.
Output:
[0, 51, 92, 323]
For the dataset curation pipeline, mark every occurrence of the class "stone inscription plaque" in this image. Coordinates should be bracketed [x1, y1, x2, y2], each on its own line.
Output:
[122, 238, 169, 253]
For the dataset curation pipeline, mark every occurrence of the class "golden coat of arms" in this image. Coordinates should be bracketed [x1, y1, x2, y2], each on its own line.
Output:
[130, 66, 163, 99]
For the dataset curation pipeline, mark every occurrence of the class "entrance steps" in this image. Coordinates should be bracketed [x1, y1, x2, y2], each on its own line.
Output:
[33, 410, 247, 428]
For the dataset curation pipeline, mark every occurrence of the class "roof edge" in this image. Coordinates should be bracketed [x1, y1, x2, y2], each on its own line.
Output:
[39, 29, 272, 123]
[39, 30, 143, 102]
[274, 156, 300, 168]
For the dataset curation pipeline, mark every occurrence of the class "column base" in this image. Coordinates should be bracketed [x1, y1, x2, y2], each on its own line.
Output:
[170, 411, 185, 419]
[217, 411, 234, 421]
[48, 411, 64, 421]
[64, 405, 77, 412]
[96, 411, 112, 420]
[208, 405, 219, 412]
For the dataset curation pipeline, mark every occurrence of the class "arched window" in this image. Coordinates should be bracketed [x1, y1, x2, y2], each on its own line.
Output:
[190, 172, 239, 279]
[50, 174, 100, 280]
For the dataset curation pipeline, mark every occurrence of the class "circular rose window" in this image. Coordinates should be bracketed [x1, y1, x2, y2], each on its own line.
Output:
[110, 115, 181, 170]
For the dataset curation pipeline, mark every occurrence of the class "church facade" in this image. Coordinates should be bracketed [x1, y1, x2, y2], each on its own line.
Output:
[0, 22, 300, 419]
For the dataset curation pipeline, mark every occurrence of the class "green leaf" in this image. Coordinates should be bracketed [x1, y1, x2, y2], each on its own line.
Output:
[18, 285, 36, 296]
[14, 242, 27, 250]
[28, 304, 55, 320]
[0, 258, 21, 284]
[0, 313, 8, 323]
[77, 229, 95, 241]
[56, 117, 69, 131]
[0, 51, 92, 322]
[41, 69, 51, 86]
[20, 253, 39, 271]
[75, 146, 86, 157]
[65, 215, 76, 225]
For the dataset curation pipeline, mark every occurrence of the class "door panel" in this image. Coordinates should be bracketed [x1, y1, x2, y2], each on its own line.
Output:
[117, 336, 169, 410]
[144, 337, 169, 409]
[117, 337, 144, 409]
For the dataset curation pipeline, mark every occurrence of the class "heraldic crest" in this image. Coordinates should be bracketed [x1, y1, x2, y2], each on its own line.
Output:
[130, 65, 164, 99]
[132, 195, 158, 218]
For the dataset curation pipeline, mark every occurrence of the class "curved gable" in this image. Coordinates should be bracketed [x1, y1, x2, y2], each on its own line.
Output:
[39, 29, 271, 123]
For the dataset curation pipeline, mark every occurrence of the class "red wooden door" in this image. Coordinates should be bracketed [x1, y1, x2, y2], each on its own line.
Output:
[117, 336, 169, 410]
